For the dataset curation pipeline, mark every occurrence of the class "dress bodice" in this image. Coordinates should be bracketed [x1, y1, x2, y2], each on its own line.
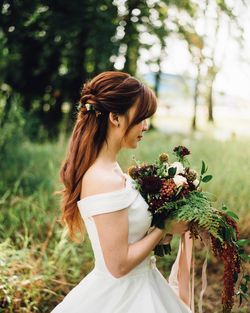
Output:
[77, 173, 154, 278]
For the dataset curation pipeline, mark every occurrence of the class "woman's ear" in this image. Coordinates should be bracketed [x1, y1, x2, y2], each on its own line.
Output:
[109, 112, 120, 127]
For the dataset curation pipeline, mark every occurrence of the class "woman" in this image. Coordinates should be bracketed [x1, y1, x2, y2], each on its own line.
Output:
[51, 71, 192, 313]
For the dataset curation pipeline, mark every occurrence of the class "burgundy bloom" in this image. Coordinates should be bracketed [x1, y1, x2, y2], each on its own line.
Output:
[141, 176, 163, 194]
[173, 146, 190, 158]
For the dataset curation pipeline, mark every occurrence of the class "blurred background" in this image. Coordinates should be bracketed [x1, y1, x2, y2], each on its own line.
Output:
[0, 1, 249, 312]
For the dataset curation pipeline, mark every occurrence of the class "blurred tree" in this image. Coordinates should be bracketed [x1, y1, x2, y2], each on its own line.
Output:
[176, 0, 245, 129]
[177, 22, 204, 130]
[120, 0, 141, 75]
[205, 0, 245, 123]
[0, 0, 200, 137]
[2, 0, 246, 139]
[136, 0, 197, 130]
[0, 0, 119, 140]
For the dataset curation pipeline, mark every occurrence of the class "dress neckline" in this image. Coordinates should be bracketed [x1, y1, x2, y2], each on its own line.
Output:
[77, 173, 131, 204]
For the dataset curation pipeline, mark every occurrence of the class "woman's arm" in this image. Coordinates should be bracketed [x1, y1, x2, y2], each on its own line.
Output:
[93, 209, 188, 278]
[93, 208, 166, 278]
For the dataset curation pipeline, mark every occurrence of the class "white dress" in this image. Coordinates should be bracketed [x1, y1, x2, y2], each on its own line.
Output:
[51, 173, 192, 313]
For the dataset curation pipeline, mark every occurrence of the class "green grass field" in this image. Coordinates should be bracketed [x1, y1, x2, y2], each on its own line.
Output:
[0, 129, 249, 312]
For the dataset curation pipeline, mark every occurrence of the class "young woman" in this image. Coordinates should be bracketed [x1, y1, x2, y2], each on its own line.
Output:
[51, 71, 192, 313]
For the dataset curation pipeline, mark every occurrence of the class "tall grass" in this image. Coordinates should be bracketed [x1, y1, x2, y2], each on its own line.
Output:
[0, 129, 249, 312]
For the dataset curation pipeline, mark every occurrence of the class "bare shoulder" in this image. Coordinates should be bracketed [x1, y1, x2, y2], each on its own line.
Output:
[80, 165, 126, 199]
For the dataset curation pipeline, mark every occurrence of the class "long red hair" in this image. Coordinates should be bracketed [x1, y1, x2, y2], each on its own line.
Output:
[58, 71, 157, 242]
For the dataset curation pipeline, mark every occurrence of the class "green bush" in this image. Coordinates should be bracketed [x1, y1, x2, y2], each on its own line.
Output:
[0, 93, 27, 194]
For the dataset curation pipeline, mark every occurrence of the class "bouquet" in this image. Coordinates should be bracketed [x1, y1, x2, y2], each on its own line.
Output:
[127, 146, 249, 313]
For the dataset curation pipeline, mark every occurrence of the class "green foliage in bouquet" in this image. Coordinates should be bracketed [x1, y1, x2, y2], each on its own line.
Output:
[128, 146, 249, 313]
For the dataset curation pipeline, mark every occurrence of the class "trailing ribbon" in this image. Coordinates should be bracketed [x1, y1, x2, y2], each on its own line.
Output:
[168, 231, 193, 310]
[168, 230, 210, 313]
[198, 231, 210, 313]
[198, 250, 208, 313]
[191, 238, 195, 312]
[168, 231, 212, 313]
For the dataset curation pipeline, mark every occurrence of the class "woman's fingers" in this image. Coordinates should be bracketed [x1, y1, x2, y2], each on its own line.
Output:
[164, 219, 189, 235]
[159, 233, 173, 244]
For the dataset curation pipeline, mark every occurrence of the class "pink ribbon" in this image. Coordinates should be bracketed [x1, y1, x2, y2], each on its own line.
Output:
[168, 231, 194, 311]
[168, 230, 210, 313]
[198, 232, 210, 313]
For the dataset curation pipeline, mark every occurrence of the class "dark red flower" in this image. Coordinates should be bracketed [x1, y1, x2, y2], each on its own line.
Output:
[141, 176, 163, 194]
[173, 146, 190, 158]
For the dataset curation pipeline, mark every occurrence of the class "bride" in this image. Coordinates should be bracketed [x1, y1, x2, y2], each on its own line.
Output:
[51, 71, 193, 313]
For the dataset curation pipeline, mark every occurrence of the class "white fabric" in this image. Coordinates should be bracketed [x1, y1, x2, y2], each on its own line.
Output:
[51, 174, 192, 313]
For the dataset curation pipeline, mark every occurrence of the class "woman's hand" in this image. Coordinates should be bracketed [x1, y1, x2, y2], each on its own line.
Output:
[158, 233, 173, 245]
[163, 218, 189, 236]
[150, 219, 189, 245]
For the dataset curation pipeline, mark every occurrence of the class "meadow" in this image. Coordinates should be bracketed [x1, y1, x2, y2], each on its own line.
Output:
[0, 129, 249, 312]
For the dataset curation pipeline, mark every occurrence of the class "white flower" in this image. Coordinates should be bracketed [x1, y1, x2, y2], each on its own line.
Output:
[173, 175, 187, 187]
[193, 179, 199, 187]
[170, 162, 185, 175]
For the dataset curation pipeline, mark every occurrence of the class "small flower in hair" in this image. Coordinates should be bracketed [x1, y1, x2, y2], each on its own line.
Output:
[85, 103, 94, 111]
[76, 102, 94, 112]
[85, 103, 102, 117]
[76, 102, 102, 117]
